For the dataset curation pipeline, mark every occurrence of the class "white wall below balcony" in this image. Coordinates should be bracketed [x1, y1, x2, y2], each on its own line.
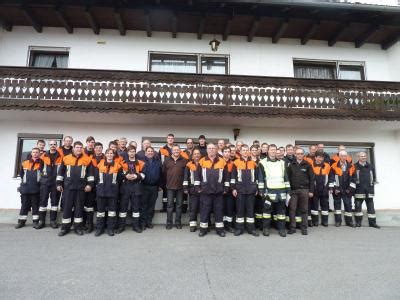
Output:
[0, 110, 399, 210]
[0, 26, 398, 81]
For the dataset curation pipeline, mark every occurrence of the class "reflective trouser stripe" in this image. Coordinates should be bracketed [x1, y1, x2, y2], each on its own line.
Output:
[108, 211, 116, 217]
[295, 217, 302, 222]
[263, 213, 271, 219]
[132, 212, 140, 218]
[62, 218, 71, 223]
[236, 217, 244, 223]
[225, 216, 232, 222]
[355, 212, 363, 217]
[215, 222, 224, 228]
[276, 214, 286, 220]
[189, 221, 197, 227]
[255, 214, 263, 219]
[74, 217, 83, 223]
[51, 206, 58, 211]
[19, 215, 28, 220]
[84, 206, 94, 212]
[321, 211, 329, 216]
[97, 212, 106, 218]
[32, 215, 39, 220]
[344, 212, 353, 217]
[200, 222, 208, 228]
[310, 210, 319, 216]
[39, 207, 47, 212]
[246, 218, 254, 223]
[307, 216, 312, 221]
[119, 212, 127, 218]
[335, 210, 342, 215]
[368, 214, 376, 218]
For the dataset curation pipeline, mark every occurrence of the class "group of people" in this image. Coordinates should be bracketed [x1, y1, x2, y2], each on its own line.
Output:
[16, 133, 380, 238]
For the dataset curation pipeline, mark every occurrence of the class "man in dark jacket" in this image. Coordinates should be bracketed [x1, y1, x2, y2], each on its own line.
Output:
[353, 152, 380, 229]
[287, 147, 315, 235]
[141, 146, 162, 229]
[163, 145, 187, 229]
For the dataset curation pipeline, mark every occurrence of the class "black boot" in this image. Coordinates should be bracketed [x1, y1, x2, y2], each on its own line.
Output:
[198, 228, 207, 237]
[225, 222, 234, 233]
[74, 224, 84, 235]
[247, 224, 259, 237]
[311, 214, 319, 227]
[344, 214, 355, 227]
[370, 223, 381, 229]
[190, 226, 196, 232]
[95, 228, 104, 236]
[216, 229, 226, 237]
[58, 227, 69, 236]
[277, 221, 286, 237]
[50, 221, 58, 229]
[234, 228, 243, 236]
[33, 221, 40, 229]
[355, 215, 362, 227]
[334, 212, 342, 227]
[116, 217, 126, 234]
[15, 220, 26, 229]
[85, 212, 94, 233]
[321, 213, 329, 227]
[369, 218, 380, 229]
[50, 210, 58, 228]
[262, 218, 271, 236]
[133, 217, 143, 233]
[308, 220, 313, 227]
[37, 212, 46, 229]
[161, 201, 167, 213]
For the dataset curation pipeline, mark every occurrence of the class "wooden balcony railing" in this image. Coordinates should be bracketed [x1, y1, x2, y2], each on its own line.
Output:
[0, 66, 399, 120]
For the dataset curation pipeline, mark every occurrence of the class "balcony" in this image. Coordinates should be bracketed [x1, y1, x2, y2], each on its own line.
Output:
[0, 66, 399, 121]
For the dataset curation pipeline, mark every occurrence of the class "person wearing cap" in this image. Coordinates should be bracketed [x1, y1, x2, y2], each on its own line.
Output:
[198, 135, 207, 157]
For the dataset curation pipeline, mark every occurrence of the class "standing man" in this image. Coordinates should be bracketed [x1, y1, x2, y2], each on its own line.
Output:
[118, 145, 146, 233]
[195, 143, 229, 237]
[141, 146, 162, 229]
[57, 136, 73, 157]
[159, 133, 175, 212]
[163, 145, 187, 229]
[235, 141, 243, 159]
[329, 150, 356, 227]
[117, 137, 128, 156]
[317, 143, 331, 163]
[182, 138, 196, 160]
[258, 144, 291, 237]
[353, 152, 380, 229]
[94, 148, 125, 236]
[304, 145, 317, 165]
[231, 145, 259, 237]
[283, 144, 295, 168]
[37, 140, 63, 229]
[330, 145, 352, 165]
[310, 151, 331, 227]
[83, 136, 96, 233]
[15, 148, 42, 229]
[221, 146, 235, 233]
[91, 142, 104, 167]
[183, 148, 202, 232]
[287, 148, 315, 235]
[137, 139, 159, 161]
[217, 139, 226, 157]
[56, 141, 94, 236]
[198, 135, 207, 157]
[260, 143, 269, 159]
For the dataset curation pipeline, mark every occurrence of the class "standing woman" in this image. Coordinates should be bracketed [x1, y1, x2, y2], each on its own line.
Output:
[94, 148, 126, 236]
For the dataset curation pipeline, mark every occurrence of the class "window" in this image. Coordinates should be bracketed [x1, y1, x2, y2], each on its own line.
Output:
[294, 61, 336, 79]
[339, 64, 365, 80]
[14, 133, 63, 177]
[149, 52, 229, 74]
[293, 59, 366, 80]
[142, 136, 229, 152]
[295, 140, 375, 169]
[28, 47, 69, 68]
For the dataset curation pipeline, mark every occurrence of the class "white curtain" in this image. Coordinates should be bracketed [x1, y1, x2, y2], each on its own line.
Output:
[33, 54, 55, 68]
[294, 65, 336, 79]
[151, 57, 197, 73]
[55, 55, 68, 68]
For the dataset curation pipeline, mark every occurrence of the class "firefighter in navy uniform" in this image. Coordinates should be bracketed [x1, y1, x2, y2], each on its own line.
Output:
[159, 133, 175, 212]
[56, 141, 94, 236]
[222, 146, 235, 233]
[310, 151, 331, 227]
[183, 148, 202, 232]
[231, 145, 259, 237]
[329, 150, 356, 227]
[353, 152, 380, 229]
[37, 140, 62, 229]
[258, 144, 291, 237]
[94, 148, 126, 236]
[83, 136, 96, 233]
[57, 136, 73, 157]
[118, 145, 146, 233]
[195, 143, 229, 237]
[15, 148, 42, 229]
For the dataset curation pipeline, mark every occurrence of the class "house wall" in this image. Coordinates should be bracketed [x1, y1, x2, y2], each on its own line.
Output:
[0, 110, 399, 210]
[0, 26, 398, 81]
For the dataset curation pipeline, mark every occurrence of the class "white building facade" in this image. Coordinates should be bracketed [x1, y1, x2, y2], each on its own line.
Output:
[0, 0, 399, 214]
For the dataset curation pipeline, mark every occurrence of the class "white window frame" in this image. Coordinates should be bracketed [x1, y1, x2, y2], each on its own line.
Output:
[148, 51, 230, 74]
[27, 46, 70, 68]
[293, 58, 366, 80]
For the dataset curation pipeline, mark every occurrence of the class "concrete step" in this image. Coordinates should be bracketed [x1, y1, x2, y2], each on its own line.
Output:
[2, 209, 400, 227]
